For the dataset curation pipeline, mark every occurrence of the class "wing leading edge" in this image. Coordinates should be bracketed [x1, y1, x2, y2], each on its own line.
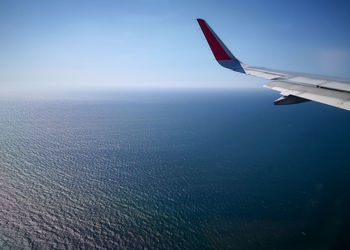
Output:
[197, 18, 350, 111]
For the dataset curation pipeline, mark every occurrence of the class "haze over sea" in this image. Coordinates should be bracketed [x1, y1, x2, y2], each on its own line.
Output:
[0, 88, 350, 249]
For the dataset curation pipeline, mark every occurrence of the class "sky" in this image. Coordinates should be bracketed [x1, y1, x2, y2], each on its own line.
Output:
[1, 0, 350, 91]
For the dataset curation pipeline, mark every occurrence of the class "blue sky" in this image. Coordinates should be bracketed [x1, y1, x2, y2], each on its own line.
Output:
[1, 0, 350, 90]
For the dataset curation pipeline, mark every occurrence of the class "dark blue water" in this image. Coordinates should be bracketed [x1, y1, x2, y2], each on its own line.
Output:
[0, 89, 349, 249]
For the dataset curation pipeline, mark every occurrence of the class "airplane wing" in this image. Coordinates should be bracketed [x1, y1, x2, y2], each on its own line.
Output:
[197, 18, 350, 111]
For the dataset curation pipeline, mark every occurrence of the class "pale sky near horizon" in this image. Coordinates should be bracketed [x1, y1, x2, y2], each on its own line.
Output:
[1, 0, 350, 91]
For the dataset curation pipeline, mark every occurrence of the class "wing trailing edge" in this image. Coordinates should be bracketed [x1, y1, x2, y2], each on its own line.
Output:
[264, 81, 350, 111]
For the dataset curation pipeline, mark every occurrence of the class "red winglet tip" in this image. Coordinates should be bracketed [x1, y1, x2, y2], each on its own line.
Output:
[197, 19, 231, 61]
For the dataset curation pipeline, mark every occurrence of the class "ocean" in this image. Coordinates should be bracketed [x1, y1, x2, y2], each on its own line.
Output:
[0, 88, 349, 249]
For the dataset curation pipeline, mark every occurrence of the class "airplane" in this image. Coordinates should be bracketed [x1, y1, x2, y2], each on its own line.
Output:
[197, 18, 350, 111]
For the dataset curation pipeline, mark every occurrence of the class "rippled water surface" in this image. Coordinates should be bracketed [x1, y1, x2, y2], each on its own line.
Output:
[1, 89, 350, 249]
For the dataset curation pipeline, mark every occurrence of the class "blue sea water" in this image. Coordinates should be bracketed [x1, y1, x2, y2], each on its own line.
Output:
[0, 88, 349, 249]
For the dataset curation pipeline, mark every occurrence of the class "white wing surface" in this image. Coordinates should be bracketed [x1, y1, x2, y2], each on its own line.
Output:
[197, 18, 350, 111]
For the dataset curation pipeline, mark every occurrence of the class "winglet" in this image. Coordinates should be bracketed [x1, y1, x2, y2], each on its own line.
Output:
[197, 19, 245, 73]
[197, 18, 232, 60]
